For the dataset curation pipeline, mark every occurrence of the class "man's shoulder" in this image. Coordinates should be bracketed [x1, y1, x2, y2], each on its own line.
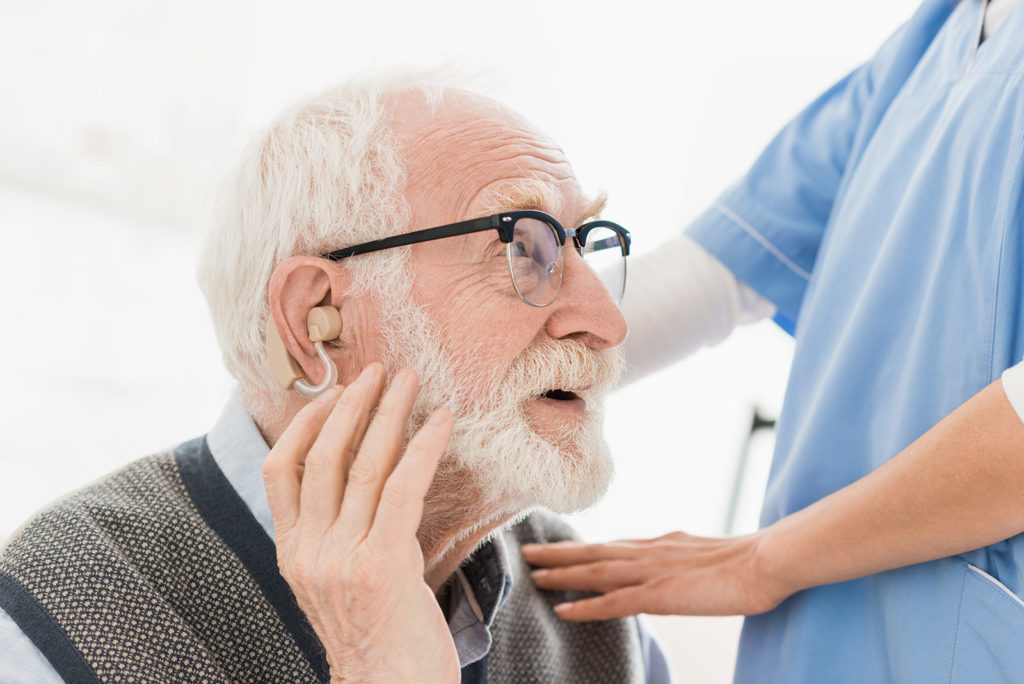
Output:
[0, 437, 205, 561]
[489, 511, 649, 682]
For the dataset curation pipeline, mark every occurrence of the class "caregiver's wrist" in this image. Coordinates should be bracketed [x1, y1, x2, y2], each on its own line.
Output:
[750, 521, 811, 606]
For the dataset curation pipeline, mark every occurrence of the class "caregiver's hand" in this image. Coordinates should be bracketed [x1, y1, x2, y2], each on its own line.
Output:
[520, 531, 794, 622]
[262, 363, 459, 684]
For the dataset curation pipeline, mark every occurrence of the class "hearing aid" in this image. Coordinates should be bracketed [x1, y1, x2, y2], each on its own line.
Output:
[266, 305, 343, 400]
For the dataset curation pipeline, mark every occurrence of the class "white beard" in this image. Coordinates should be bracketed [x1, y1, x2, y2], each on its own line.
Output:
[373, 279, 624, 521]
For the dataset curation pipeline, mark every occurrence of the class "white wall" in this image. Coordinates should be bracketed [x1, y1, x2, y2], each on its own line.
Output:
[0, 1, 921, 680]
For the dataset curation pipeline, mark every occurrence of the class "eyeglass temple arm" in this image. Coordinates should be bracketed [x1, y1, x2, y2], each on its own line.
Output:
[322, 215, 509, 261]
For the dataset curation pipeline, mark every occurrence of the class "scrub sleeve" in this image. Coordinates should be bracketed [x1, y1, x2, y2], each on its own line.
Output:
[1001, 361, 1024, 422]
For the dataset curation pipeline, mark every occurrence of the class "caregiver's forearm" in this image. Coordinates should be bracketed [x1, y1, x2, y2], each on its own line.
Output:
[760, 379, 1024, 595]
[620, 235, 774, 383]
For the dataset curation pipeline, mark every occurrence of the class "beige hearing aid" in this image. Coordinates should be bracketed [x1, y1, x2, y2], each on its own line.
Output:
[266, 305, 342, 399]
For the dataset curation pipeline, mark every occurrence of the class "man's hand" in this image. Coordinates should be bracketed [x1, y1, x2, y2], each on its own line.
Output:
[520, 531, 792, 622]
[262, 363, 460, 683]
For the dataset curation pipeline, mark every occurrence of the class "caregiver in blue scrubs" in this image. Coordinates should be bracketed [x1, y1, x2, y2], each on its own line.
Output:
[522, 0, 1024, 680]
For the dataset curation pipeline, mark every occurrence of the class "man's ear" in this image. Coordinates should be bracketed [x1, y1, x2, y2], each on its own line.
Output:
[267, 256, 348, 387]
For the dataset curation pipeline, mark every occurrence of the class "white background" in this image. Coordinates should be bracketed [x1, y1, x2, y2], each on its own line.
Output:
[1, 1, 920, 680]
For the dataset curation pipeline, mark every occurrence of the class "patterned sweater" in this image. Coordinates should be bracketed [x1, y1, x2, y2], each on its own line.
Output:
[0, 436, 648, 683]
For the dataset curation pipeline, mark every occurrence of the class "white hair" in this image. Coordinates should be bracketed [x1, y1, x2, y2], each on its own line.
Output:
[197, 71, 457, 421]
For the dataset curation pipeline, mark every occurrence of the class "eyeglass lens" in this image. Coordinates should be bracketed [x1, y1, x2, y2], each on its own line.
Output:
[581, 226, 627, 304]
[507, 217, 626, 307]
[507, 217, 563, 306]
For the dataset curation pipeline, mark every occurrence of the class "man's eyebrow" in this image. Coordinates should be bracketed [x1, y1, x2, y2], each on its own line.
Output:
[478, 182, 610, 227]
[477, 180, 557, 215]
[577, 192, 608, 225]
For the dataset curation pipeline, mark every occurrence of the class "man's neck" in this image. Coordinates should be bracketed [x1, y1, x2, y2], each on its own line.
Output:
[422, 509, 517, 592]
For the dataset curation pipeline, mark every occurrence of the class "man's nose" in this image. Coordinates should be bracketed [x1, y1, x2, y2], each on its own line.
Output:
[544, 249, 628, 348]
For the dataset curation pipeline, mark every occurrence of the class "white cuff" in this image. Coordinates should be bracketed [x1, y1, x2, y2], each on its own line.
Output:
[621, 235, 775, 383]
[1001, 361, 1024, 425]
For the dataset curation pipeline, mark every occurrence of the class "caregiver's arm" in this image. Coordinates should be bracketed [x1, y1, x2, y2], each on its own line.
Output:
[522, 376, 1024, 620]
[621, 236, 774, 384]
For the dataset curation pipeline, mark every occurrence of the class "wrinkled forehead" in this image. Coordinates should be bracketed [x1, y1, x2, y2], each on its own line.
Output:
[389, 89, 595, 224]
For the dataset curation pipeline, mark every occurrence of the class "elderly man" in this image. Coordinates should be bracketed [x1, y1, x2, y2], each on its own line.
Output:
[0, 75, 671, 682]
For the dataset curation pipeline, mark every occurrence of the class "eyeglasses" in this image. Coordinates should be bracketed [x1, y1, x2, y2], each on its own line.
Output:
[322, 210, 631, 307]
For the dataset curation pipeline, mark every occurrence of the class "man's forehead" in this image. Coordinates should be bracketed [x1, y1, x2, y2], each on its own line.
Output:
[391, 89, 593, 224]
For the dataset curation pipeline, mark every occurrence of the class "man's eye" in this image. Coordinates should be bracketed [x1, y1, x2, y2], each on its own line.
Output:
[511, 241, 529, 258]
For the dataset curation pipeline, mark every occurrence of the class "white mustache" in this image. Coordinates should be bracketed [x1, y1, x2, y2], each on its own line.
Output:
[501, 338, 625, 402]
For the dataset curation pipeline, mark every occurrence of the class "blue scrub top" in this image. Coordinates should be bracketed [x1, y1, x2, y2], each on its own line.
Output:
[687, 0, 1024, 681]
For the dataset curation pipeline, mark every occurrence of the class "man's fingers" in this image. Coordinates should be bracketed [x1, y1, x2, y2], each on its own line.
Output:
[298, 364, 386, 526]
[369, 408, 453, 548]
[262, 386, 342, 534]
[552, 584, 654, 622]
[520, 541, 641, 567]
[337, 368, 420, 546]
[530, 560, 649, 593]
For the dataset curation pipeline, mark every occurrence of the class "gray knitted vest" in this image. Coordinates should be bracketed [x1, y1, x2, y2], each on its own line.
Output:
[0, 437, 646, 683]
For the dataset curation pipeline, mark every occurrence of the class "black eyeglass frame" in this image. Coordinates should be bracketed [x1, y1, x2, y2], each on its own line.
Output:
[321, 210, 632, 262]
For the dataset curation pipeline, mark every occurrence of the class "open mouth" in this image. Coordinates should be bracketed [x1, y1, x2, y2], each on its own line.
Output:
[542, 389, 580, 401]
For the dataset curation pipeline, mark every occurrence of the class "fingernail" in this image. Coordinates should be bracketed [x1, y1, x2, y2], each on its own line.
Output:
[427, 409, 450, 426]
[356, 364, 379, 384]
[554, 603, 571, 614]
[391, 368, 414, 390]
[531, 569, 549, 581]
[521, 544, 539, 554]
[316, 386, 341, 403]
